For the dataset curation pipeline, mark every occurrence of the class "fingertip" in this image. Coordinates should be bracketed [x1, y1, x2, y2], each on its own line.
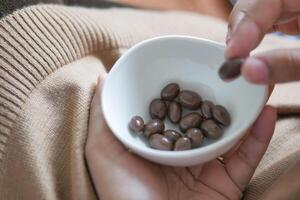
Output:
[260, 105, 277, 124]
[263, 105, 277, 121]
[225, 18, 262, 59]
[241, 57, 269, 84]
[225, 36, 249, 59]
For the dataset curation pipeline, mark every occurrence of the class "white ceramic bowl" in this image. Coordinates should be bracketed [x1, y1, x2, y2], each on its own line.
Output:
[102, 35, 267, 166]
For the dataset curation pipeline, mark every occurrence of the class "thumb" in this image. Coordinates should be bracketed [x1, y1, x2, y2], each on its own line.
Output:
[86, 73, 127, 161]
[241, 48, 300, 84]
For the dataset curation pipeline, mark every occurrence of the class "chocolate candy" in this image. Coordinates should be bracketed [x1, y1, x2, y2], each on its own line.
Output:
[201, 120, 222, 139]
[168, 101, 182, 123]
[174, 137, 192, 151]
[164, 100, 171, 109]
[149, 134, 173, 150]
[149, 99, 167, 119]
[163, 129, 181, 143]
[129, 116, 144, 133]
[178, 90, 202, 110]
[201, 100, 214, 119]
[161, 83, 180, 101]
[212, 105, 231, 126]
[144, 119, 165, 138]
[129, 83, 231, 152]
[186, 128, 204, 147]
[179, 112, 202, 132]
[218, 58, 245, 80]
[174, 96, 180, 103]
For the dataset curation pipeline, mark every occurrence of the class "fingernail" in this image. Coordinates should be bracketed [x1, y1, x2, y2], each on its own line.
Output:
[233, 11, 246, 30]
[242, 57, 269, 84]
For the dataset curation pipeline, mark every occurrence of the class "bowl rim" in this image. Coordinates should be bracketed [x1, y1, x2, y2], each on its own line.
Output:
[101, 35, 268, 159]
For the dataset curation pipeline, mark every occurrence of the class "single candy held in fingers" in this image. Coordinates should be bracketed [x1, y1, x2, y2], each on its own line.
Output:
[218, 58, 245, 81]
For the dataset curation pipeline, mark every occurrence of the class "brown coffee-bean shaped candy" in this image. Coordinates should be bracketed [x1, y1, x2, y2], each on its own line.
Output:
[186, 128, 204, 148]
[144, 119, 165, 138]
[129, 116, 144, 133]
[161, 83, 180, 101]
[179, 112, 202, 132]
[174, 137, 192, 151]
[164, 100, 171, 109]
[201, 100, 214, 119]
[163, 129, 181, 143]
[168, 101, 182, 123]
[149, 99, 167, 120]
[218, 58, 245, 80]
[149, 134, 173, 151]
[178, 90, 202, 110]
[201, 120, 222, 139]
[212, 105, 231, 126]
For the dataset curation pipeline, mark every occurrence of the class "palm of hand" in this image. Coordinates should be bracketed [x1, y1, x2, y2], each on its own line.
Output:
[85, 80, 276, 200]
[93, 134, 242, 200]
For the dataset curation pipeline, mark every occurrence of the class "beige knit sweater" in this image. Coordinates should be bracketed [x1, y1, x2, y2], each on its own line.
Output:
[1, 4, 300, 200]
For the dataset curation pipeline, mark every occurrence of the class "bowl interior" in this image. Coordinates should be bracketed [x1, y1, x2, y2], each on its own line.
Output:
[102, 36, 267, 156]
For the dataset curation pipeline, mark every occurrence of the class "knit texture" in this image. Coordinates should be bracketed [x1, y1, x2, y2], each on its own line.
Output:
[1, 4, 300, 200]
[0, 5, 227, 199]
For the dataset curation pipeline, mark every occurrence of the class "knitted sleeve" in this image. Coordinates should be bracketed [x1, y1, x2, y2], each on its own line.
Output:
[2, 4, 300, 200]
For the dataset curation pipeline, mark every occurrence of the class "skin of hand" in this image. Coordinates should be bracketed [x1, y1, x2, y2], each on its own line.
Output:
[227, 1, 300, 199]
[226, 0, 300, 84]
[85, 76, 277, 200]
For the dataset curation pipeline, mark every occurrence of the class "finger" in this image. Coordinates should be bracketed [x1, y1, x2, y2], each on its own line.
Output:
[86, 75, 154, 200]
[226, 0, 254, 44]
[226, 11, 245, 44]
[221, 131, 249, 161]
[85, 73, 125, 157]
[241, 48, 300, 84]
[226, 0, 300, 58]
[225, 105, 277, 191]
[221, 84, 274, 160]
[87, 73, 108, 144]
[276, 11, 300, 24]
